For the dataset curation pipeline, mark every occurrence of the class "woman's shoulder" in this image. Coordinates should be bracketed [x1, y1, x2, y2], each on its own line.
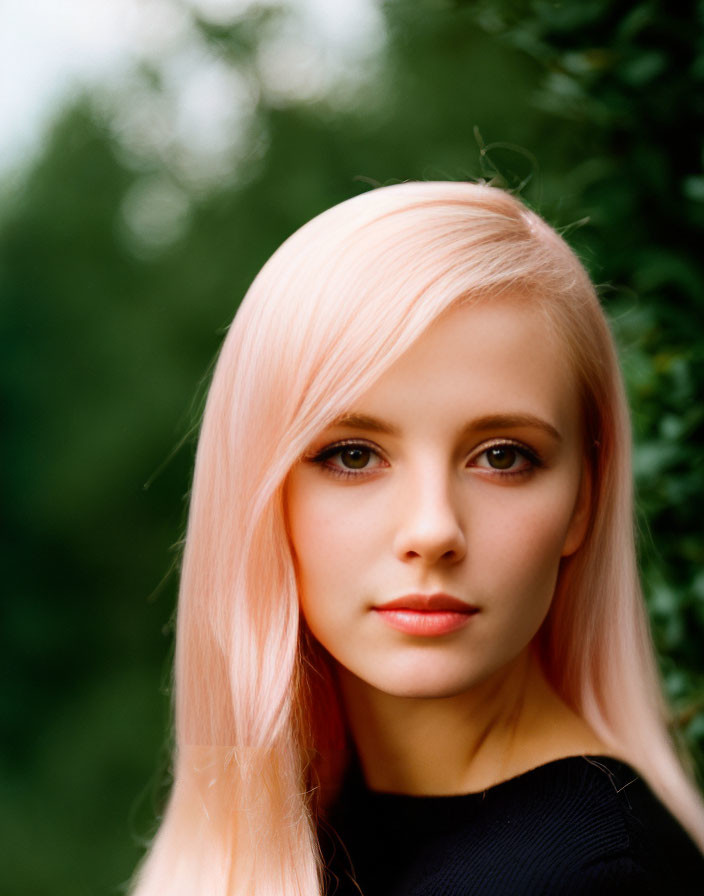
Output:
[491, 754, 703, 892]
[322, 754, 704, 896]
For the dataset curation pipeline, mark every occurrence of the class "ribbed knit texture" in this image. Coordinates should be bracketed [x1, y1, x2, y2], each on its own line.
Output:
[320, 755, 703, 895]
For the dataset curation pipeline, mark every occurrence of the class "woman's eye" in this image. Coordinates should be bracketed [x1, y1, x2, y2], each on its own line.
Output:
[308, 441, 385, 477]
[337, 446, 374, 469]
[472, 443, 537, 474]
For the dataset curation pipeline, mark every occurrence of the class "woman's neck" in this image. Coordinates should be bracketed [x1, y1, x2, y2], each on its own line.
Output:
[335, 648, 608, 795]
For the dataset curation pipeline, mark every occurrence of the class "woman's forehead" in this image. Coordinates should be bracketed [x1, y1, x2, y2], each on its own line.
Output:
[332, 301, 580, 441]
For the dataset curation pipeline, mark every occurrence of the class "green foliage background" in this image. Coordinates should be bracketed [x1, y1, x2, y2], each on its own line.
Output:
[2, 1, 703, 893]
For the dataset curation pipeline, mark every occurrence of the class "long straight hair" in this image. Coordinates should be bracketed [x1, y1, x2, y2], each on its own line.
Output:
[131, 181, 704, 895]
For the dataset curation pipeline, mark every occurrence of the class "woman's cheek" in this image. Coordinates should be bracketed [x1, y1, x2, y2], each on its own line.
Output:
[473, 481, 577, 602]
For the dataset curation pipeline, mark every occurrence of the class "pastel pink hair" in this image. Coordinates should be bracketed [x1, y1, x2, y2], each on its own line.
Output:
[131, 182, 704, 895]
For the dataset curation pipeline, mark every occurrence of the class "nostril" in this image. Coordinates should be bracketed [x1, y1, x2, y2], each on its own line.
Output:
[397, 533, 466, 565]
[392, 489, 467, 564]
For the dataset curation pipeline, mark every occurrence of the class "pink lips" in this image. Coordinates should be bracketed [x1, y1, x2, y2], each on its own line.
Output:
[373, 593, 478, 636]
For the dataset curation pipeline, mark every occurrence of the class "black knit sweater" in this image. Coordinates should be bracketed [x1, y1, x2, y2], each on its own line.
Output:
[320, 755, 703, 895]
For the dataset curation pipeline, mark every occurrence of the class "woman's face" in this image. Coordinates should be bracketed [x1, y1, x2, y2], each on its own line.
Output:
[285, 300, 590, 700]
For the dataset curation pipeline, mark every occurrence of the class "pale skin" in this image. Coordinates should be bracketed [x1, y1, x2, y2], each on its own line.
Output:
[286, 300, 609, 797]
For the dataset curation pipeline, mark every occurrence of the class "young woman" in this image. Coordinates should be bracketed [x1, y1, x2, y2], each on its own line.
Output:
[131, 181, 704, 895]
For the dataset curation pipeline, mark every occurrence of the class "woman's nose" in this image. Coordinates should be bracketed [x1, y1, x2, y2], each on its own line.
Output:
[392, 470, 467, 566]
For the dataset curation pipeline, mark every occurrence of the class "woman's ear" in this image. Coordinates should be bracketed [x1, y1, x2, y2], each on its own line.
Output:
[561, 458, 592, 558]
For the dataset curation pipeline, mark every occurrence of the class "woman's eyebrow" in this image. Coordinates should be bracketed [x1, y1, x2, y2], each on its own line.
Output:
[327, 412, 561, 442]
[328, 412, 400, 435]
[461, 414, 562, 442]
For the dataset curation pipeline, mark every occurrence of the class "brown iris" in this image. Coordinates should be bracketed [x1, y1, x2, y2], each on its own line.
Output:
[486, 445, 517, 470]
[340, 446, 371, 469]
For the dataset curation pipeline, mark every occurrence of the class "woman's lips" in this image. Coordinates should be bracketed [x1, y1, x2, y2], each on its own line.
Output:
[373, 594, 478, 636]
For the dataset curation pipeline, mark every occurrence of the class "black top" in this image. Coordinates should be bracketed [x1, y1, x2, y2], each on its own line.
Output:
[320, 755, 704, 895]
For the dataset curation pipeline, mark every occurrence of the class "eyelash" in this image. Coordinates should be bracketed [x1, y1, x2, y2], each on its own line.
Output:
[306, 439, 387, 480]
[306, 438, 543, 481]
